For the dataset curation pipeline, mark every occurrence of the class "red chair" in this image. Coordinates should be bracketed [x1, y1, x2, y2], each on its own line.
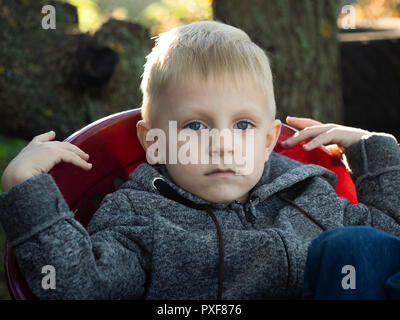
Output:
[3, 108, 357, 300]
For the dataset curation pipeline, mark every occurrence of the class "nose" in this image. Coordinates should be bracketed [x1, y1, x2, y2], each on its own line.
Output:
[209, 130, 234, 158]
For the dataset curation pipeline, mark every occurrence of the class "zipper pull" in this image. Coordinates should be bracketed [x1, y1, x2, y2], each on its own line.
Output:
[243, 200, 256, 223]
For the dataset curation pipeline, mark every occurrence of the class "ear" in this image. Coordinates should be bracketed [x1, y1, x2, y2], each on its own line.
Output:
[136, 119, 152, 152]
[264, 119, 282, 161]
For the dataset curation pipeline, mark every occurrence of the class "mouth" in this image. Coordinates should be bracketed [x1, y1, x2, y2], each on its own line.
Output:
[206, 169, 236, 177]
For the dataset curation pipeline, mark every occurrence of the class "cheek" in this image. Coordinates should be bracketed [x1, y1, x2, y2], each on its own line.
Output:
[239, 132, 266, 157]
[167, 133, 204, 158]
[167, 162, 203, 178]
[230, 133, 263, 175]
[253, 134, 270, 163]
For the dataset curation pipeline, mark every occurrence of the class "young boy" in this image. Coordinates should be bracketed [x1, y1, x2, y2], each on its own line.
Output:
[1, 20, 400, 300]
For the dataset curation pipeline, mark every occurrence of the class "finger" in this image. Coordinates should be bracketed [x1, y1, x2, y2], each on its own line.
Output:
[31, 131, 56, 143]
[282, 125, 332, 148]
[53, 142, 89, 160]
[60, 150, 92, 170]
[302, 130, 336, 151]
[286, 116, 323, 129]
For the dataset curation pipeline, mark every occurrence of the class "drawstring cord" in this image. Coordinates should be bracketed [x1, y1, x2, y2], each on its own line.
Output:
[204, 204, 224, 300]
[152, 177, 224, 299]
[152, 176, 328, 301]
[276, 193, 328, 231]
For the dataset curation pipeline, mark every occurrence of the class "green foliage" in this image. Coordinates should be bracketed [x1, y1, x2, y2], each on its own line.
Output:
[0, 134, 28, 193]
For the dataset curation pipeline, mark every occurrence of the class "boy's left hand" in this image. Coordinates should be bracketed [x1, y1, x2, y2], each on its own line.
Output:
[280, 116, 371, 152]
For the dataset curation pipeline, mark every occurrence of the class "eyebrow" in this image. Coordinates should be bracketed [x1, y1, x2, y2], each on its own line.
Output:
[231, 108, 264, 122]
[176, 105, 265, 122]
[177, 107, 211, 118]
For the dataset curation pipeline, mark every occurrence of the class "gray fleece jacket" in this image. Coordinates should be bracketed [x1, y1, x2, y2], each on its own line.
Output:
[1, 133, 400, 300]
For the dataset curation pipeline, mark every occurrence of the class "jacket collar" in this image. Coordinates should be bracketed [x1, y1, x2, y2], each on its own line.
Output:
[124, 152, 337, 210]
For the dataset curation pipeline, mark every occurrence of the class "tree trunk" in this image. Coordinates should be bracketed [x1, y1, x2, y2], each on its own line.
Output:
[213, 0, 344, 124]
[0, 0, 150, 140]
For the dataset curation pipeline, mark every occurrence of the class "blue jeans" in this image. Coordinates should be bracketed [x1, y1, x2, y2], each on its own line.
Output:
[303, 226, 400, 300]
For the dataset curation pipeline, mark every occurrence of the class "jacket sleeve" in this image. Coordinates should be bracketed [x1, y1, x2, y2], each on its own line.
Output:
[0, 173, 152, 299]
[339, 132, 400, 237]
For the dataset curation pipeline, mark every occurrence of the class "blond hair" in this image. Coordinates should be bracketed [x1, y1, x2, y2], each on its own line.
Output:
[139, 20, 276, 126]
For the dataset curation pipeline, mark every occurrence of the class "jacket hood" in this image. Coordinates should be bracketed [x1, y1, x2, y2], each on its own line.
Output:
[124, 152, 338, 210]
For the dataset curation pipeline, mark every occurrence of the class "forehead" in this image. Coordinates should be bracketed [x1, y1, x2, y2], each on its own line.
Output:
[163, 73, 269, 119]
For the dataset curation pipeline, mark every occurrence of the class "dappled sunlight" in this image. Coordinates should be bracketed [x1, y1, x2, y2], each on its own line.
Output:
[64, 0, 103, 32]
[338, 0, 400, 29]
[139, 0, 213, 35]
[61, 0, 213, 35]
[356, 0, 400, 20]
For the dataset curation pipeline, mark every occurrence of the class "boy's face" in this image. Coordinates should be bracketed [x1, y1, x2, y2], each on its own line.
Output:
[137, 74, 281, 203]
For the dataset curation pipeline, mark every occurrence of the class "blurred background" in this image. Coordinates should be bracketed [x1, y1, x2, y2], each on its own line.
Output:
[0, 0, 399, 299]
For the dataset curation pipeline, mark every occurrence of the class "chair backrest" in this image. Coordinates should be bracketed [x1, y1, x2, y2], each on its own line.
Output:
[275, 124, 357, 204]
[3, 107, 357, 300]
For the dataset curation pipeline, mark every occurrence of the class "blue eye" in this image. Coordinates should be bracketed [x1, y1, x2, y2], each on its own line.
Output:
[234, 121, 254, 130]
[184, 122, 206, 131]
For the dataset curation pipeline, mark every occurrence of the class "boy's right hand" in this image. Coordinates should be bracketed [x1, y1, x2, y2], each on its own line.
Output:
[1, 131, 92, 193]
